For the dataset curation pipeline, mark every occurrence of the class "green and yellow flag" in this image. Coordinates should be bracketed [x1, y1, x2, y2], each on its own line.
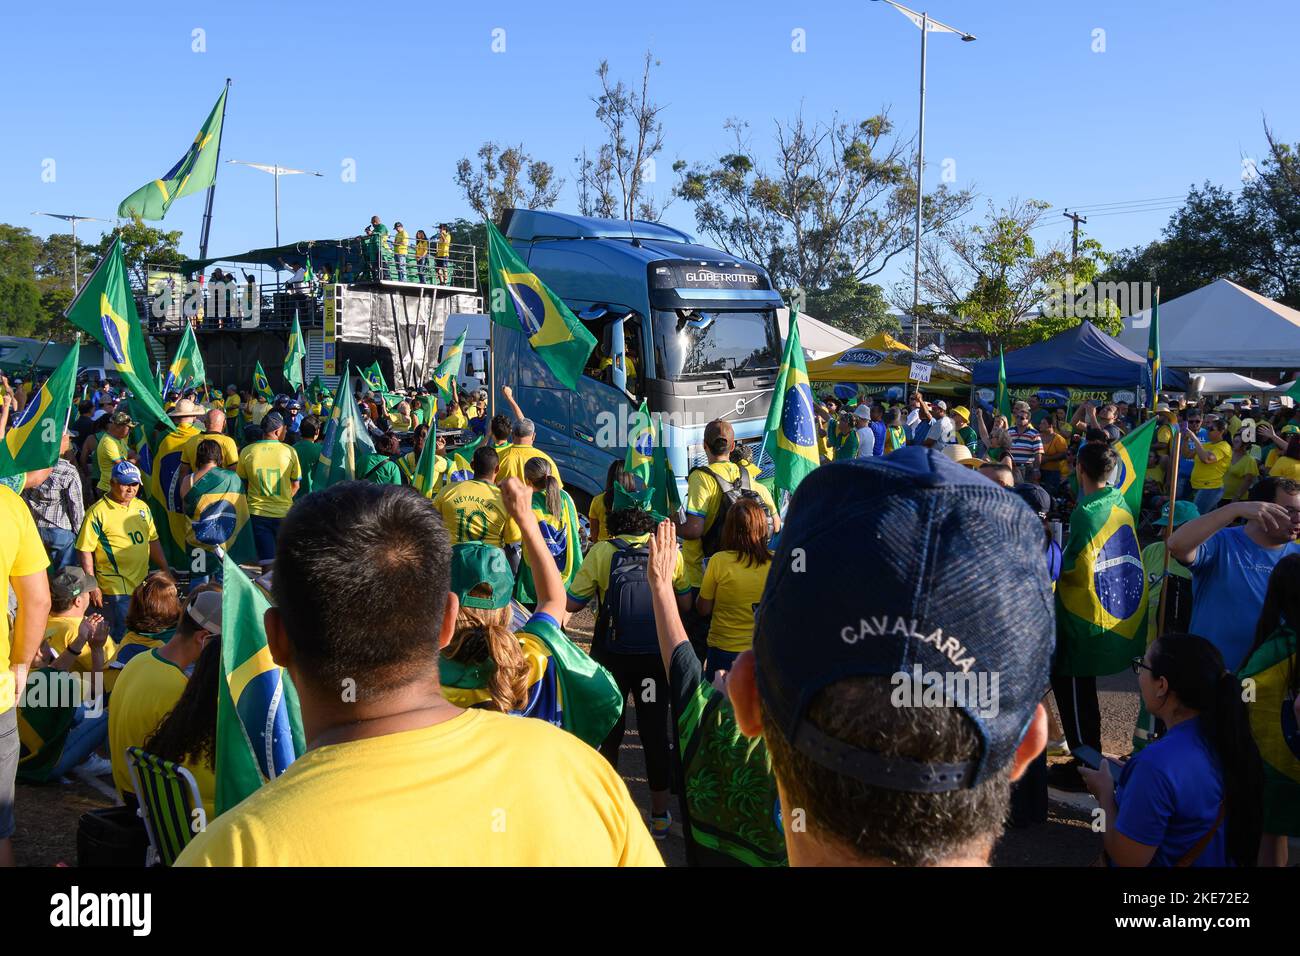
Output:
[283, 314, 307, 392]
[252, 360, 273, 403]
[995, 345, 1011, 420]
[433, 328, 466, 406]
[613, 401, 656, 512]
[411, 421, 445, 497]
[1240, 627, 1300, 828]
[762, 307, 818, 499]
[487, 220, 595, 391]
[0, 339, 79, 480]
[361, 361, 387, 394]
[163, 322, 205, 396]
[118, 85, 228, 220]
[1054, 417, 1155, 682]
[1147, 286, 1162, 409]
[313, 364, 376, 488]
[64, 236, 173, 437]
[215, 555, 306, 815]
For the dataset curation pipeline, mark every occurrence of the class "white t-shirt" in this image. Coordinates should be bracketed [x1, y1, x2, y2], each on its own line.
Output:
[855, 425, 876, 458]
[933, 416, 956, 445]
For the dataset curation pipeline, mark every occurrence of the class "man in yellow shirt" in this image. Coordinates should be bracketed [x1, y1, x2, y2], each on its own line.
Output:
[176, 480, 661, 866]
[677, 420, 779, 593]
[182, 408, 239, 471]
[75, 462, 168, 641]
[94, 411, 136, 494]
[0, 484, 51, 864]
[236, 412, 301, 567]
[42, 567, 115, 673]
[223, 386, 241, 436]
[496, 387, 563, 487]
[109, 589, 219, 812]
[434, 446, 516, 548]
[1187, 418, 1233, 514]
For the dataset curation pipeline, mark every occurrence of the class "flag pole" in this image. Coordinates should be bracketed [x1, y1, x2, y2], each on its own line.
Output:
[198, 79, 232, 262]
[1156, 428, 1182, 639]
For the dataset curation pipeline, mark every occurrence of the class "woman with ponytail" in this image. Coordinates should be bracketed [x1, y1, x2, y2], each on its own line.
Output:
[1080, 633, 1264, 866]
[1240, 554, 1300, 865]
[439, 478, 622, 746]
[514, 456, 581, 606]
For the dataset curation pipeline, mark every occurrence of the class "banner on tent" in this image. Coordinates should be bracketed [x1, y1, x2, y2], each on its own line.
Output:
[972, 385, 1138, 413]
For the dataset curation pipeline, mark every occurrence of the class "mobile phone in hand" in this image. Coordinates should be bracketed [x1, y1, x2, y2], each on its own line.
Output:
[1073, 745, 1123, 782]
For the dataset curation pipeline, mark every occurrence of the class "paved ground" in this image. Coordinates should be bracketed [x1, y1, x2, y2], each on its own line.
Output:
[8, 612, 1144, 868]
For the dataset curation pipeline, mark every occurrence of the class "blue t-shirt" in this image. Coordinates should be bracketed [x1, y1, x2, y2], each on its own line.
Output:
[1189, 526, 1300, 670]
[1114, 717, 1228, 867]
[869, 421, 886, 458]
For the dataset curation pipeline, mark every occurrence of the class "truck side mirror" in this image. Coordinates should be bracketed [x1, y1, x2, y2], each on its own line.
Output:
[609, 315, 627, 395]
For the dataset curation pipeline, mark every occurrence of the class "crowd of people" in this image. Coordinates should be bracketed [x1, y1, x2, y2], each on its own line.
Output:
[0, 363, 1297, 868]
[360, 216, 454, 284]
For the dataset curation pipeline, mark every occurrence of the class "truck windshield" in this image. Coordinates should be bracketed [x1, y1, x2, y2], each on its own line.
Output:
[652, 309, 780, 380]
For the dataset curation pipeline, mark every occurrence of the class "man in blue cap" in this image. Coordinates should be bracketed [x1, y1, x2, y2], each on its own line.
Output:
[723, 446, 1054, 865]
[74, 461, 170, 641]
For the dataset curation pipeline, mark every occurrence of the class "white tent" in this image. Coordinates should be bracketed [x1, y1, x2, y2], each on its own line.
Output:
[777, 308, 861, 359]
[1191, 372, 1278, 394]
[1116, 278, 1300, 368]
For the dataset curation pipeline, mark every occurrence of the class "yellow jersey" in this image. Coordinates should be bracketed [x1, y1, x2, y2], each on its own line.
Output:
[569, 532, 690, 606]
[75, 495, 158, 596]
[1270, 455, 1300, 482]
[95, 433, 131, 492]
[1190, 440, 1233, 489]
[182, 431, 240, 469]
[108, 648, 188, 798]
[682, 462, 777, 589]
[435, 478, 515, 547]
[175, 709, 663, 867]
[497, 445, 563, 488]
[43, 615, 115, 674]
[1222, 454, 1260, 501]
[698, 550, 771, 652]
[237, 439, 302, 517]
[0, 487, 49, 711]
[587, 492, 611, 543]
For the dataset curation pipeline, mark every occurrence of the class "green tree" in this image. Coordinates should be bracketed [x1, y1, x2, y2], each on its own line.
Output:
[914, 198, 1120, 350]
[447, 219, 488, 295]
[801, 278, 897, 340]
[0, 274, 45, 338]
[576, 51, 667, 221]
[103, 215, 183, 289]
[674, 113, 973, 297]
[454, 143, 563, 224]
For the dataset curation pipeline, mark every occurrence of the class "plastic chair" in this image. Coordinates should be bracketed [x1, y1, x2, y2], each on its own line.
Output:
[125, 746, 205, 866]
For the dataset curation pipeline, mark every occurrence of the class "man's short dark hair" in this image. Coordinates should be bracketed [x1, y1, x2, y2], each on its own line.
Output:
[1077, 441, 1116, 483]
[1250, 476, 1300, 503]
[471, 445, 499, 478]
[760, 676, 1011, 866]
[490, 414, 512, 441]
[272, 483, 451, 696]
[299, 417, 319, 440]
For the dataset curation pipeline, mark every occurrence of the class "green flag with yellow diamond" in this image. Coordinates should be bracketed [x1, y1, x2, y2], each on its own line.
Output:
[118, 85, 228, 220]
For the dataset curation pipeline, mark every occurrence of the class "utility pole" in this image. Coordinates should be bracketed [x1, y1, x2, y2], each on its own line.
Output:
[1062, 209, 1087, 262]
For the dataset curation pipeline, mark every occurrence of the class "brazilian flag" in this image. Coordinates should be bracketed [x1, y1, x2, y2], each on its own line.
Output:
[283, 313, 307, 392]
[995, 345, 1011, 420]
[183, 465, 256, 570]
[411, 420, 445, 497]
[1240, 627, 1300, 833]
[252, 360, 273, 403]
[762, 306, 818, 499]
[0, 338, 78, 480]
[362, 361, 388, 394]
[307, 375, 326, 405]
[215, 554, 305, 815]
[64, 236, 173, 437]
[1055, 486, 1148, 676]
[118, 85, 228, 220]
[1147, 286, 1162, 408]
[487, 220, 595, 392]
[1111, 418, 1157, 516]
[147, 421, 203, 568]
[433, 328, 466, 406]
[613, 401, 656, 512]
[514, 487, 582, 605]
[163, 322, 206, 397]
[444, 433, 485, 485]
[16, 670, 81, 784]
[313, 364, 376, 488]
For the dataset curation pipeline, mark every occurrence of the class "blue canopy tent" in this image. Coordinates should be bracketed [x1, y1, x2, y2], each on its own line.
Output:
[971, 321, 1187, 392]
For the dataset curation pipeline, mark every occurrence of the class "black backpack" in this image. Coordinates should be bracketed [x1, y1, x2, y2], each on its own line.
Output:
[691, 465, 774, 558]
[594, 539, 659, 655]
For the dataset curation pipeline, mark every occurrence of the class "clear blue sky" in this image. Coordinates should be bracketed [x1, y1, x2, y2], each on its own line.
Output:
[4, 0, 1297, 291]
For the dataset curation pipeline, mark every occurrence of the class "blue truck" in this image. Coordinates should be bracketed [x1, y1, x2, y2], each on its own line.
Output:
[491, 209, 784, 512]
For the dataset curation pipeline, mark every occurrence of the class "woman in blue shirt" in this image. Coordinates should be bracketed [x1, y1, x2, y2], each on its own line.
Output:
[1081, 633, 1263, 866]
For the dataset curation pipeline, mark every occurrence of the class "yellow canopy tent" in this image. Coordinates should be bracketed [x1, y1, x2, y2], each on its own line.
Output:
[807, 332, 971, 399]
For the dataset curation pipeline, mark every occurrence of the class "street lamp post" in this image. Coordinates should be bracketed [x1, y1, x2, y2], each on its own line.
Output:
[873, 1, 975, 350]
[31, 212, 108, 291]
[225, 160, 324, 250]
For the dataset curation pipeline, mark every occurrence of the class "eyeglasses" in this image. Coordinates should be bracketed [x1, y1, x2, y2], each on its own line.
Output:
[1130, 657, 1153, 676]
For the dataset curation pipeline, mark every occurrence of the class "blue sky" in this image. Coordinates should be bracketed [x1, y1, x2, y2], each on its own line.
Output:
[4, 0, 1298, 291]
